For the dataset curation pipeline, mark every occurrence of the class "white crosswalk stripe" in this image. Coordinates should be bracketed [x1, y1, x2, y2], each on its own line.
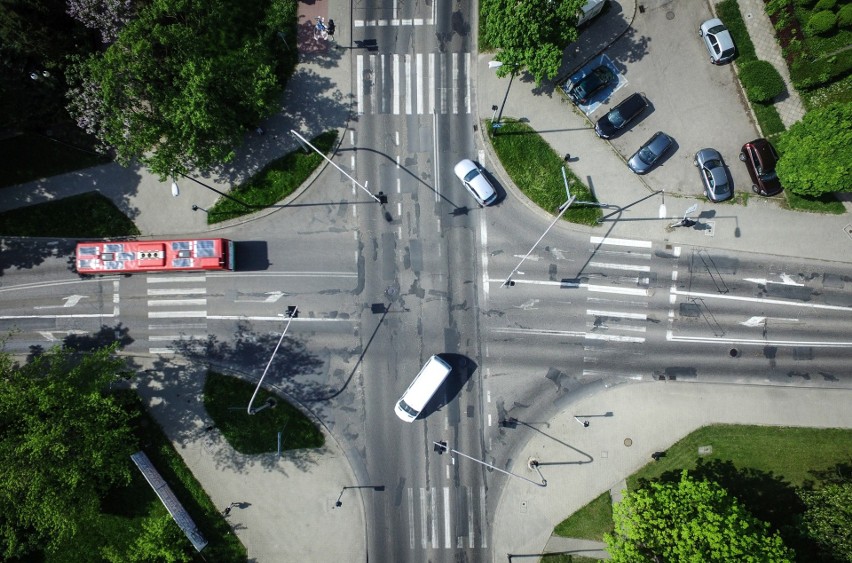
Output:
[356, 52, 471, 115]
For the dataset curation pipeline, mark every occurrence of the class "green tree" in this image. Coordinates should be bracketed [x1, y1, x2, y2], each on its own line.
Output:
[605, 470, 794, 563]
[0, 344, 136, 559]
[776, 102, 852, 197]
[799, 482, 852, 562]
[481, 0, 585, 85]
[102, 513, 193, 563]
[67, 0, 285, 179]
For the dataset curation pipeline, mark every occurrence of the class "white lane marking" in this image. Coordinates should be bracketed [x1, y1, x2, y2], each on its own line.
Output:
[467, 486, 474, 548]
[149, 323, 206, 330]
[431, 487, 438, 548]
[452, 53, 459, 114]
[420, 488, 428, 549]
[393, 54, 400, 114]
[481, 212, 490, 304]
[33, 294, 87, 309]
[407, 488, 415, 549]
[464, 52, 471, 114]
[207, 315, 352, 322]
[148, 311, 207, 318]
[214, 271, 357, 278]
[0, 278, 105, 293]
[491, 327, 586, 337]
[587, 284, 650, 296]
[380, 54, 386, 113]
[590, 236, 652, 248]
[666, 331, 852, 348]
[432, 111, 440, 201]
[148, 335, 205, 341]
[429, 53, 435, 114]
[37, 330, 87, 341]
[585, 333, 645, 343]
[0, 313, 110, 320]
[743, 276, 805, 286]
[397, 178, 401, 194]
[146, 275, 205, 283]
[149, 348, 176, 354]
[370, 54, 378, 114]
[588, 261, 651, 272]
[443, 487, 451, 548]
[405, 54, 412, 115]
[147, 288, 206, 296]
[740, 316, 799, 327]
[587, 309, 647, 320]
[416, 53, 424, 115]
[147, 299, 206, 307]
[480, 487, 487, 548]
[674, 289, 852, 311]
[356, 55, 364, 113]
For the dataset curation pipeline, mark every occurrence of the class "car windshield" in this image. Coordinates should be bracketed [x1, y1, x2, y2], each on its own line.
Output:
[398, 399, 418, 417]
[608, 109, 625, 128]
[463, 168, 480, 183]
[720, 47, 735, 59]
[709, 24, 726, 34]
[759, 169, 778, 181]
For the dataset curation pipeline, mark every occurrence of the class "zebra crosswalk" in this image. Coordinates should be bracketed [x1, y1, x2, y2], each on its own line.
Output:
[395, 485, 487, 550]
[145, 275, 208, 354]
[355, 52, 471, 116]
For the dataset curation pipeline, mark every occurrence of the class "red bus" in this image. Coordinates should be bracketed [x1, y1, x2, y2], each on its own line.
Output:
[75, 238, 235, 274]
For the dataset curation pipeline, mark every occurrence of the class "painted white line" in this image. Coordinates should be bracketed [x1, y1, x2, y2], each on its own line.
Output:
[491, 327, 586, 337]
[356, 55, 364, 113]
[743, 276, 805, 286]
[464, 52, 471, 114]
[148, 335, 205, 341]
[147, 299, 206, 307]
[672, 270, 678, 281]
[674, 246, 681, 257]
[433, 111, 440, 201]
[393, 54, 400, 114]
[480, 487, 487, 548]
[147, 288, 206, 296]
[207, 315, 353, 322]
[673, 289, 852, 311]
[431, 487, 438, 548]
[149, 348, 176, 355]
[370, 54, 378, 114]
[405, 54, 412, 115]
[452, 53, 459, 114]
[443, 487, 451, 548]
[590, 236, 652, 248]
[586, 284, 650, 296]
[146, 275, 205, 283]
[0, 313, 110, 320]
[397, 178, 401, 194]
[467, 486, 474, 548]
[416, 53, 424, 115]
[585, 333, 645, 343]
[420, 488, 428, 549]
[588, 261, 651, 272]
[587, 309, 647, 320]
[666, 331, 852, 348]
[149, 323, 206, 330]
[429, 53, 435, 115]
[407, 488, 415, 549]
[214, 271, 357, 278]
[0, 277, 106, 293]
[148, 311, 207, 318]
[488, 278, 565, 286]
[480, 211, 490, 304]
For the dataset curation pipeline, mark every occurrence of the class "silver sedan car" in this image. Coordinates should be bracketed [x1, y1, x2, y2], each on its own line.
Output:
[693, 148, 732, 202]
[453, 159, 497, 206]
[699, 18, 736, 64]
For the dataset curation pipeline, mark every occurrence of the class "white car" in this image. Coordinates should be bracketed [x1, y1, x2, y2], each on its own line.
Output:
[699, 18, 736, 64]
[453, 159, 497, 206]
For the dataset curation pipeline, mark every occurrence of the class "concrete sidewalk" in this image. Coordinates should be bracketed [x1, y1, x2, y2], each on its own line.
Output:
[491, 381, 852, 560]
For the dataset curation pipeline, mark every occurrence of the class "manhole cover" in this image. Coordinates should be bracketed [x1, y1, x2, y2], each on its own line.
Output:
[624, 438, 633, 447]
[385, 286, 398, 298]
[666, 11, 675, 20]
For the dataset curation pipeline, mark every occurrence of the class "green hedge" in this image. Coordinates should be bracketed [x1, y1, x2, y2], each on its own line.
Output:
[791, 48, 852, 89]
[808, 10, 838, 35]
[838, 4, 852, 28]
[741, 61, 786, 102]
[813, 0, 836, 10]
[717, 0, 757, 62]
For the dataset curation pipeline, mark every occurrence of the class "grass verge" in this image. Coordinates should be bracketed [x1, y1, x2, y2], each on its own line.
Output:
[540, 555, 601, 563]
[203, 371, 324, 455]
[0, 192, 140, 238]
[785, 190, 846, 214]
[0, 133, 108, 189]
[553, 491, 613, 541]
[207, 130, 339, 224]
[44, 390, 246, 562]
[487, 119, 602, 226]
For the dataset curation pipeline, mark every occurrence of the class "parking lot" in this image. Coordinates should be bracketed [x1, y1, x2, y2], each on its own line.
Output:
[587, 0, 758, 200]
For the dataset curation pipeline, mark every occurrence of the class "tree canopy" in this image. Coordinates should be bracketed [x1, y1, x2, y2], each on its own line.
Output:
[481, 0, 585, 85]
[776, 102, 852, 197]
[66, 0, 290, 178]
[799, 482, 852, 562]
[0, 344, 136, 559]
[605, 470, 795, 563]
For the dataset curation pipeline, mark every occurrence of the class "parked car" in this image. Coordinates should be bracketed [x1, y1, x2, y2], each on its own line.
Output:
[562, 65, 616, 105]
[693, 148, 732, 202]
[739, 139, 782, 196]
[627, 131, 674, 174]
[699, 19, 736, 64]
[577, 0, 607, 27]
[453, 159, 497, 206]
[595, 93, 648, 139]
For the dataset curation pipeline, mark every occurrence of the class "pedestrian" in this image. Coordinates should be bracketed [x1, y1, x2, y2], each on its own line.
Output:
[223, 506, 232, 516]
[327, 19, 336, 40]
[564, 153, 571, 162]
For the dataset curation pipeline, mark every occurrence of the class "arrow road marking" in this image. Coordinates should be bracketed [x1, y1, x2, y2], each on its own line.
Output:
[743, 276, 804, 286]
[33, 295, 87, 309]
[37, 330, 89, 341]
[740, 316, 800, 327]
[236, 291, 287, 303]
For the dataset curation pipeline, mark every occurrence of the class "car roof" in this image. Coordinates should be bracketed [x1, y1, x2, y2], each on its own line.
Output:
[615, 93, 646, 113]
[647, 131, 672, 151]
[746, 139, 778, 166]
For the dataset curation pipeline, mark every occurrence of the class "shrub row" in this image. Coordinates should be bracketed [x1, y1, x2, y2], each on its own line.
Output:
[740, 60, 786, 102]
[791, 48, 852, 89]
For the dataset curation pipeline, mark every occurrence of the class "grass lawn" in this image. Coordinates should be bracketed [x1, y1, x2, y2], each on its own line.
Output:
[486, 119, 602, 226]
[203, 371, 324, 455]
[784, 190, 846, 214]
[207, 130, 339, 224]
[553, 491, 613, 541]
[0, 133, 108, 189]
[540, 555, 601, 563]
[0, 192, 140, 238]
[43, 391, 246, 563]
[552, 424, 852, 561]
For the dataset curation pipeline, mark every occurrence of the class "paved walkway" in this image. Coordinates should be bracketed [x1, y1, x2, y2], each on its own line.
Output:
[738, 0, 806, 128]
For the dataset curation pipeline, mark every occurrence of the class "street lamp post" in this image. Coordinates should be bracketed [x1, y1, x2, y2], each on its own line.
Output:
[433, 441, 546, 487]
[247, 307, 298, 415]
[488, 61, 518, 133]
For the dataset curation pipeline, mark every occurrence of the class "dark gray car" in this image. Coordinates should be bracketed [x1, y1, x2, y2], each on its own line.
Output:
[693, 148, 732, 202]
[595, 93, 648, 139]
[627, 131, 674, 174]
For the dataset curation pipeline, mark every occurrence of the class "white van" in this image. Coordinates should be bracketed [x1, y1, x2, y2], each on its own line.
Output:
[394, 355, 453, 422]
[577, 0, 607, 26]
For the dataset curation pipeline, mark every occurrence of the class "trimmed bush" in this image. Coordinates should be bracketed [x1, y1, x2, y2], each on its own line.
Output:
[807, 10, 837, 35]
[740, 60, 786, 102]
[838, 4, 852, 28]
[794, 0, 818, 7]
[791, 49, 852, 89]
[813, 0, 836, 11]
[717, 0, 757, 62]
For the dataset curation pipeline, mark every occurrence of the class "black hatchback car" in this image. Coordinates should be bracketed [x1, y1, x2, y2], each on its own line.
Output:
[739, 138, 782, 196]
[562, 65, 616, 105]
[595, 93, 648, 139]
